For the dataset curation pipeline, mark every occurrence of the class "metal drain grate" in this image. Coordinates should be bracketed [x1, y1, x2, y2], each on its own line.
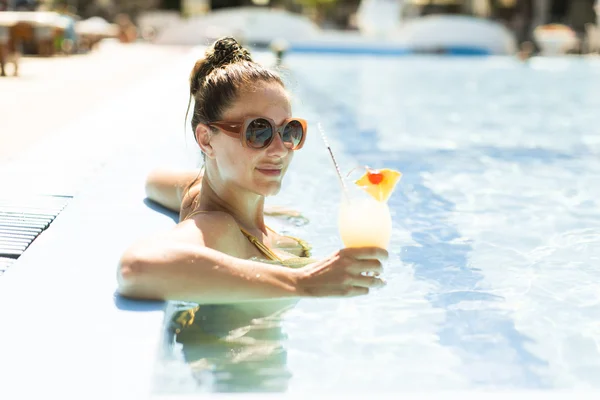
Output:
[0, 195, 71, 275]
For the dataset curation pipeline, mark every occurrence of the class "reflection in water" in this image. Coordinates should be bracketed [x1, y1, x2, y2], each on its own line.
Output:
[162, 296, 298, 392]
[164, 299, 295, 393]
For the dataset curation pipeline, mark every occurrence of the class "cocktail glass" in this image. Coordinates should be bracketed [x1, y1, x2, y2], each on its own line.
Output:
[338, 170, 392, 249]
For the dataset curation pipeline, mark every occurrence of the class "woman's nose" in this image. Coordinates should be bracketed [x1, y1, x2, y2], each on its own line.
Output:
[266, 131, 289, 156]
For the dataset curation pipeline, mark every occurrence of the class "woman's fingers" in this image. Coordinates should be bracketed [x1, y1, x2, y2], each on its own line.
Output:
[347, 259, 383, 275]
[348, 274, 386, 289]
[341, 247, 389, 261]
[297, 247, 389, 298]
[322, 286, 370, 298]
[305, 275, 384, 297]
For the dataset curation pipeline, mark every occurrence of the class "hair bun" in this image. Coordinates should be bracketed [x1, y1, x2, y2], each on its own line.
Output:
[189, 37, 253, 97]
[208, 37, 253, 68]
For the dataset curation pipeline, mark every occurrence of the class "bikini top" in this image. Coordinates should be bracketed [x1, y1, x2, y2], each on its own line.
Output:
[173, 209, 313, 335]
[184, 209, 312, 263]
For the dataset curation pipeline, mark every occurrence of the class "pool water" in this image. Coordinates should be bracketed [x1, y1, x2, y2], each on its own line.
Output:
[155, 54, 600, 393]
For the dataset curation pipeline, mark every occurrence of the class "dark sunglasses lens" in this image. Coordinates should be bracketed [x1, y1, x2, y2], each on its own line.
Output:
[246, 118, 273, 149]
[282, 120, 304, 149]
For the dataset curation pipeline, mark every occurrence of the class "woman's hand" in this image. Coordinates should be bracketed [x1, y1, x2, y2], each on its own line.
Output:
[293, 247, 388, 297]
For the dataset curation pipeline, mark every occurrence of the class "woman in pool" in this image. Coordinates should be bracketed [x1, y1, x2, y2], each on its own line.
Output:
[117, 37, 387, 306]
[118, 37, 388, 391]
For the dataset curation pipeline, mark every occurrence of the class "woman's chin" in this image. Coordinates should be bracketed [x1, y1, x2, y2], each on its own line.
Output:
[264, 188, 282, 197]
[255, 181, 283, 197]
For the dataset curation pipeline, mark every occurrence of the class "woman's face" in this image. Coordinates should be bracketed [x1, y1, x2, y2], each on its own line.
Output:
[209, 82, 295, 197]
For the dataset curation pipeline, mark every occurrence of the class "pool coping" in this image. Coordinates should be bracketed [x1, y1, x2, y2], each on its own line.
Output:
[0, 46, 200, 398]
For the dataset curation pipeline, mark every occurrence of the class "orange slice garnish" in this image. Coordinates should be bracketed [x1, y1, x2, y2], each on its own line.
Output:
[355, 167, 402, 202]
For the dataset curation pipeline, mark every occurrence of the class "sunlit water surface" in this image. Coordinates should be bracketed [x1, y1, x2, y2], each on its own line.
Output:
[154, 54, 600, 393]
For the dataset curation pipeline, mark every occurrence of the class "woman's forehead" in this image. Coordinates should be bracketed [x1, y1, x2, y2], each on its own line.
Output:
[224, 84, 291, 120]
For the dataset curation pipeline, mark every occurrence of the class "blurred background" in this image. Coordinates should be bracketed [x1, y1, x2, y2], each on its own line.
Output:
[0, 1, 599, 59]
[1, 0, 599, 163]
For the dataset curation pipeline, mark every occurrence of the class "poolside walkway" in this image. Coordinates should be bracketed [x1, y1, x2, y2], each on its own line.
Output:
[0, 40, 197, 198]
[0, 40, 190, 165]
[0, 40, 200, 399]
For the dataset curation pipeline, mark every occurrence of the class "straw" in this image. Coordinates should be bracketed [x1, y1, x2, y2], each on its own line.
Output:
[317, 123, 349, 198]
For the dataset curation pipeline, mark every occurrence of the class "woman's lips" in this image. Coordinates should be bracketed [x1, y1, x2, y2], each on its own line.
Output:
[256, 166, 282, 176]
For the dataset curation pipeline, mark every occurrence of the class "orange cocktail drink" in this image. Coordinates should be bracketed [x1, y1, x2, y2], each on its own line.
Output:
[338, 167, 402, 249]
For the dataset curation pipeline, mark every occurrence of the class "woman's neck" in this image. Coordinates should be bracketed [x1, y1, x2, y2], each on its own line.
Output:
[198, 172, 267, 234]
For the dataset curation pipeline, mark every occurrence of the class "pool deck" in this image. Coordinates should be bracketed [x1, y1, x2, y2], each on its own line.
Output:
[0, 40, 190, 165]
[0, 41, 198, 398]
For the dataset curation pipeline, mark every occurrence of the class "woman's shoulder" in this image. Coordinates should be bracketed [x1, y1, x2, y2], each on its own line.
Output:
[179, 210, 240, 234]
[175, 210, 247, 255]
[181, 208, 233, 224]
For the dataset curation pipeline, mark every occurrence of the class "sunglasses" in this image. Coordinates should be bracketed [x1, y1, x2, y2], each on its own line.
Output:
[208, 117, 307, 150]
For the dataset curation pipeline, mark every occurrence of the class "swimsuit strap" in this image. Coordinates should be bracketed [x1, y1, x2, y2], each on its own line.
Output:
[266, 226, 312, 258]
[184, 209, 283, 261]
[238, 227, 283, 262]
[183, 209, 211, 221]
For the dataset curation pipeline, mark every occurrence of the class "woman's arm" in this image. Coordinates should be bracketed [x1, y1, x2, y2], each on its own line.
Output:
[117, 213, 387, 303]
[118, 243, 299, 303]
[118, 213, 298, 303]
[118, 213, 297, 304]
[145, 168, 201, 213]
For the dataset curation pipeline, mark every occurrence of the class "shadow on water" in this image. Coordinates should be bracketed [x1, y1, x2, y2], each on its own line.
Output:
[113, 291, 165, 312]
[143, 197, 179, 223]
[296, 75, 549, 388]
